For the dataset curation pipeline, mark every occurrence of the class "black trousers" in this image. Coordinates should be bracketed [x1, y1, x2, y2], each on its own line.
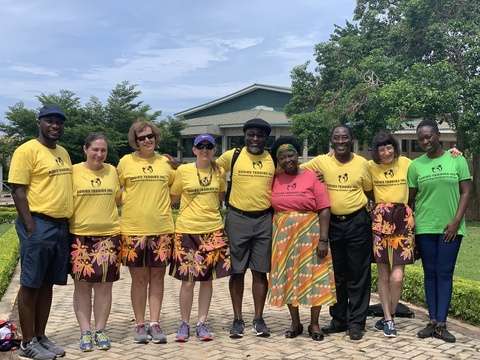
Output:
[328, 209, 372, 330]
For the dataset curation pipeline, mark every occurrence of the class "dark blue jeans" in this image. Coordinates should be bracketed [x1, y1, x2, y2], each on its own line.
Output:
[416, 234, 462, 323]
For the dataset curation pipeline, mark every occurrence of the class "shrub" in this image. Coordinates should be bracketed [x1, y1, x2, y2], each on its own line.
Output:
[0, 228, 20, 300]
[371, 264, 480, 326]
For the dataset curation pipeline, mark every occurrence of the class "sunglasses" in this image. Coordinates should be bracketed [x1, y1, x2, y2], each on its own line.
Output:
[136, 133, 155, 142]
[195, 143, 215, 150]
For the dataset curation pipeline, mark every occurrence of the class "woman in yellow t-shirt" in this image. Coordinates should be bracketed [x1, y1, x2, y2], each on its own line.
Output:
[69, 132, 122, 352]
[170, 134, 230, 342]
[118, 120, 175, 344]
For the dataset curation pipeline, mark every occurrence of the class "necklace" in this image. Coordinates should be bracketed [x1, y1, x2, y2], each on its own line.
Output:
[196, 164, 213, 187]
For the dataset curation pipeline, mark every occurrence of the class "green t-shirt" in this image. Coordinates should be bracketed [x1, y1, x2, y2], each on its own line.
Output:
[407, 152, 470, 235]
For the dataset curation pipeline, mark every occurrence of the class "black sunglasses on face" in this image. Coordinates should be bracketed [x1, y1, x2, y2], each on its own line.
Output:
[136, 133, 155, 142]
[195, 143, 215, 150]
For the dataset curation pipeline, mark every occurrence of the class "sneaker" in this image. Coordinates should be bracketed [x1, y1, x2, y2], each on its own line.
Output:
[417, 321, 436, 338]
[383, 320, 397, 338]
[229, 317, 245, 338]
[175, 322, 190, 342]
[18, 338, 56, 360]
[252, 317, 270, 337]
[94, 330, 111, 350]
[79, 331, 93, 352]
[196, 322, 212, 341]
[133, 324, 148, 344]
[38, 334, 65, 357]
[147, 323, 167, 344]
[374, 317, 385, 331]
[433, 324, 456, 343]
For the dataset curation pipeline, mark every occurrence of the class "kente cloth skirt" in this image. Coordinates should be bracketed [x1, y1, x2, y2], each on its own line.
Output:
[121, 234, 173, 267]
[169, 228, 231, 281]
[70, 234, 122, 282]
[371, 202, 416, 267]
[268, 211, 336, 308]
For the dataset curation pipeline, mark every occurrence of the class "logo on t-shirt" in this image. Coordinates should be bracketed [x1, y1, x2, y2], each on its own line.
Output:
[287, 183, 297, 191]
[252, 161, 263, 169]
[55, 157, 64, 166]
[384, 169, 395, 179]
[142, 165, 154, 174]
[91, 177, 101, 187]
[338, 173, 348, 183]
[432, 165, 443, 173]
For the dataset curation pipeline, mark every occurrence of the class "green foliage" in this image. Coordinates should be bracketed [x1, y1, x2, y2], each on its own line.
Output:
[286, 0, 480, 155]
[0, 81, 187, 173]
[0, 227, 19, 300]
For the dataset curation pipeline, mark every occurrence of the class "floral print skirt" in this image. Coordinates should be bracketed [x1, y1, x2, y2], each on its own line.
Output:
[371, 202, 416, 267]
[169, 229, 231, 282]
[70, 234, 122, 282]
[121, 234, 173, 268]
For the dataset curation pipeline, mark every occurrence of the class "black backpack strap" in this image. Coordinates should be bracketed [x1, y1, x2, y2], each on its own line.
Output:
[225, 148, 241, 208]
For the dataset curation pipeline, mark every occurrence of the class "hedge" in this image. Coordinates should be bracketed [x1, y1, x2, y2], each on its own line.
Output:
[371, 264, 480, 326]
[0, 227, 20, 299]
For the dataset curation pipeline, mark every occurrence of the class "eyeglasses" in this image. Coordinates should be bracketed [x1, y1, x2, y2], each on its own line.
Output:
[136, 133, 155, 142]
[195, 143, 215, 150]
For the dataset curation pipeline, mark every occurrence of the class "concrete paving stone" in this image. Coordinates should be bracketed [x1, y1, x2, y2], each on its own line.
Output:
[2, 265, 480, 359]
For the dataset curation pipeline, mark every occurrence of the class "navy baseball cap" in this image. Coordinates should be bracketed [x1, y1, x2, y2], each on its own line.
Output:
[194, 134, 216, 146]
[38, 104, 67, 121]
[243, 118, 271, 136]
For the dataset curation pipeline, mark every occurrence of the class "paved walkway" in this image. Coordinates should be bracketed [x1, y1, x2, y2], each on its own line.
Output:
[1, 265, 480, 360]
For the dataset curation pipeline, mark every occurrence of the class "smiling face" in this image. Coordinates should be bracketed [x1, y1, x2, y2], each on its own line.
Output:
[193, 141, 216, 162]
[37, 115, 65, 147]
[417, 125, 441, 155]
[135, 127, 157, 156]
[377, 144, 395, 165]
[330, 126, 353, 157]
[277, 150, 299, 175]
[84, 138, 107, 170]
[244, 127, 267, 155]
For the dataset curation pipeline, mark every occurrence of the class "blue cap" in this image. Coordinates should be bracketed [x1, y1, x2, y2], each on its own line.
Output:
[38, 104, 66, 121]
[194, 134, 216, 146]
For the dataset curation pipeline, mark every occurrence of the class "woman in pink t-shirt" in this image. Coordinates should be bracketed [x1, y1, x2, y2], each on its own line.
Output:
[268, 137, 336, 341]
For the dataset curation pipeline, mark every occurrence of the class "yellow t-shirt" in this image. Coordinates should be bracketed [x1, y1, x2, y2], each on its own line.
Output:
[69, 163, 121, 236]
[368, 156, 412, 204]
[216, 147, 274, 211]
[171, 163, 226, 233]
[8, 139, 73, 218]
[301, 154, 372, 214]
[117, 153, 175, 235]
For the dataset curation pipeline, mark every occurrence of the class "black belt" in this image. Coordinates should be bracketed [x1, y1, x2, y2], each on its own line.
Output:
[331, 207, 366, 222]
[31, 212, 68, 223]
[228, 205, 272, 219]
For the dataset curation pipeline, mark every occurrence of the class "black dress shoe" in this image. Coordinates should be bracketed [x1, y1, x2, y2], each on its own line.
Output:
[307, 326, 324, 341]
[349, 327, 364, 340]
[285, 324, 303, 338]
[321, 323, 347, 334]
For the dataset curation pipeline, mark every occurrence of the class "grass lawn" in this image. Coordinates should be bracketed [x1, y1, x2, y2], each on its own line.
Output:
[454, 221, 480, 281]
[0, 223, 12, 237]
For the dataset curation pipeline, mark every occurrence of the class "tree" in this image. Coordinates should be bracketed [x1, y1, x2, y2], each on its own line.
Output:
[0, 82, 185, 175]
[285, 0, 480, 219]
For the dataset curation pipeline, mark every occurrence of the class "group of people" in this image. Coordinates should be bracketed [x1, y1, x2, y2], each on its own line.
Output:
[8, 104, 470, 360]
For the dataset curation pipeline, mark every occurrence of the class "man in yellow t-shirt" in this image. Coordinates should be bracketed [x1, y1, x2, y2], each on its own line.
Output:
[216, 118, 275, 339]
[8, 104, 73, 359]
[301, 124, 373, 341]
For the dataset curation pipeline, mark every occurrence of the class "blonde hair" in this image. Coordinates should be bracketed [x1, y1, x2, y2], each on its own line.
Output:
[128, 119, 162, 151]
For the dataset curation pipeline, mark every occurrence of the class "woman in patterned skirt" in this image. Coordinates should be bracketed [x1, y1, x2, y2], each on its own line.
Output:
[118, 120, 175, 344]
[268, 136, 336, 341]
[170, 134, 230, 342]
[69, 132, 122, 351]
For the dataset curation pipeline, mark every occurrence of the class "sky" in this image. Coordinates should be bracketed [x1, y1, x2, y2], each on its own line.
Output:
[0, 0, 357, 119]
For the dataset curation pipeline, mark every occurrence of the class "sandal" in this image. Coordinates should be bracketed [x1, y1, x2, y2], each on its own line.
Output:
[284, 324, 304, 338]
